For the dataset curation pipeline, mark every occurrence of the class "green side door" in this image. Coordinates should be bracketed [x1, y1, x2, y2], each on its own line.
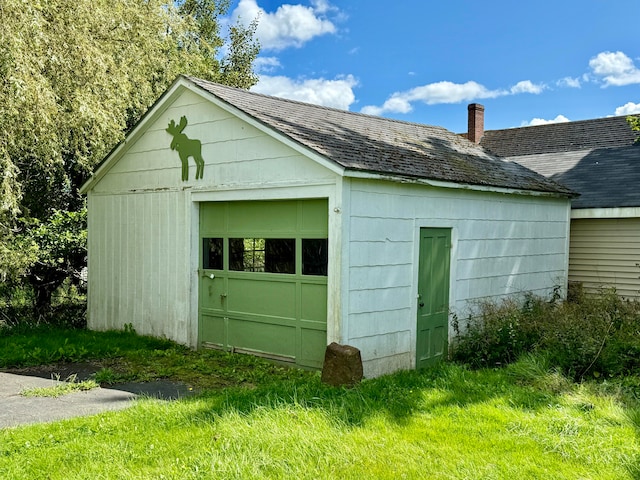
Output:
[416, 228, 451, 369]
[199, 199, 328, 369]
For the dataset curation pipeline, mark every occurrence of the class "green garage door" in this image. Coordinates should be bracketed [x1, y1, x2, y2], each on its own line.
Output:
[199, 199, 328, 368]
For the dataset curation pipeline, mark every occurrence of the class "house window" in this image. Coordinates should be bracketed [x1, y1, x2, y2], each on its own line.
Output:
[202, 238, 223, 270]
[302, 239, 328, 276]
[230, 238, 295, 274]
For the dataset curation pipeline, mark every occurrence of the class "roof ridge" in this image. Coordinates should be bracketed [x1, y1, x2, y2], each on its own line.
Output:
[184, 75, 448, 133]
[484, 113, 640, 134]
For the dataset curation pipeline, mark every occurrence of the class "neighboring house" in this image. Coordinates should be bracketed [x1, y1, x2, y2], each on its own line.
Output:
[468, 104, 640, 298]
[80, 76, 572, 377]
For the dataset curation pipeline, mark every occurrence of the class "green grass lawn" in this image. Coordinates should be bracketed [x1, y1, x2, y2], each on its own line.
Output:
[1, 327, 638, 479]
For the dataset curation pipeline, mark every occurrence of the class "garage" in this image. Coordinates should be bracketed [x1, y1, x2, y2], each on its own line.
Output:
[81, 75, 572, 377]
[199, 199, 328, 368]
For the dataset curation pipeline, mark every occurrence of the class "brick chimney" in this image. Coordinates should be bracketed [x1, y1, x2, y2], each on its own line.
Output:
[467, 103, 485, 144]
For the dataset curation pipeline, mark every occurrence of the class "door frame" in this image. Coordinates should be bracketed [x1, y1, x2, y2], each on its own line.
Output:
[189, 185, 343, 351]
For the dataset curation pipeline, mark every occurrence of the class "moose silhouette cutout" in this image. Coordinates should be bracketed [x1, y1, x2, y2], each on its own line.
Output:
[166, 116, 205, 181]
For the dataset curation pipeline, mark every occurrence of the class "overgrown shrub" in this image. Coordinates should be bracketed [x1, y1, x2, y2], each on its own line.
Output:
[451, 295, 544, 368]
[451, 288, 640, 380]
[553, 290, 640, 378]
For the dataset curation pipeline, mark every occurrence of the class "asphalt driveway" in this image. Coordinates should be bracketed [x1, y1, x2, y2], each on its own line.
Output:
[0, 371, 197, 429]
[0, 372, 136, 428]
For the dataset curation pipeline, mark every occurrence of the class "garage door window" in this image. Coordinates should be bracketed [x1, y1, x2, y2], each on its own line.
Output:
[202, 238, 223, 270]
[203, 237, 328, 276]
[302, 239, 328, 276]
[230, 238, 295, 274]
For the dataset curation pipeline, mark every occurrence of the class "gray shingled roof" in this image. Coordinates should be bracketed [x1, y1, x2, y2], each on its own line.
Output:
[480, 116, 640, 209]
[481, 115, 640, 157]
[186, 76, 572, 195]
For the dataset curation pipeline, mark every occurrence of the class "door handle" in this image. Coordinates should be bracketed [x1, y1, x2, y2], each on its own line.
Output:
[418, 294, 424, 308]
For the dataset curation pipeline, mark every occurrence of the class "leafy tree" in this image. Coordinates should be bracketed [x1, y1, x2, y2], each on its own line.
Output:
[0, 0, 259, 311]
[627, 115, 640, 142]
[19, 209, 87, 310]
[220, 18, 260, 89]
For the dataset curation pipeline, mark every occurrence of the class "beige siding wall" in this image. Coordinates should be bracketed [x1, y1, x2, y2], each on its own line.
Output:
[569, 218, 640, 299]
[344, 179, 571, 377]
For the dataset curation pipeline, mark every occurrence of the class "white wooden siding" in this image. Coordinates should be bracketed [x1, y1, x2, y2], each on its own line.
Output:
[87, 191, 192, 343]
[345, 179, 570, 377]
[93, 90, 335, 194]
[87, 89, 340, 346]
[569, 218, 640, 298]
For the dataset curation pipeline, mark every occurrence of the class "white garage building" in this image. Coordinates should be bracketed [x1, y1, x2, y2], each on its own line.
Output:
[80, 76, 573, 377]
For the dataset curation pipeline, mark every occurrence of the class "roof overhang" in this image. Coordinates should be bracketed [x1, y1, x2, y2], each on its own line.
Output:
[343, 169, 573, 199]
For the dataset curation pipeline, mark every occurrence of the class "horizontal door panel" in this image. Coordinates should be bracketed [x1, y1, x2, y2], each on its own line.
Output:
[227, 278, 297, 318]
[228, 318, 296, 358]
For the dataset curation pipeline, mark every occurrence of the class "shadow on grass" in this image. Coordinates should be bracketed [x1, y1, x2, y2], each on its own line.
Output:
[186, 362, 561, 428]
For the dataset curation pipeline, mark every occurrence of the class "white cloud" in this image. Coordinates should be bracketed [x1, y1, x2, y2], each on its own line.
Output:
[360, 105, 384, 116]
[232, 0, 337, 51]
[589, 51, 640, 86]
[310, 0, 335, 14]
[253, 56, 282, 73]
[251, 74, 358, 110]
[522, 115, 571, 126]
[510, 80, 545, 94]
[361, 81, 504, 115]
[557, 76, 581, 88]
[615, 102, 640, 115]
[361, 95, 412, 116]
[360, 79, 543, 116]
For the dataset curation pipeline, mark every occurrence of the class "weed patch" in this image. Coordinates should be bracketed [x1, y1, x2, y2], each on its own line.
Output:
[452, 289, 640, 380]
[21, 374, 99, 398]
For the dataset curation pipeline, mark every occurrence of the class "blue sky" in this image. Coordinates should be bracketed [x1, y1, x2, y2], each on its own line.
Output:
[225, 0, 640, 133]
